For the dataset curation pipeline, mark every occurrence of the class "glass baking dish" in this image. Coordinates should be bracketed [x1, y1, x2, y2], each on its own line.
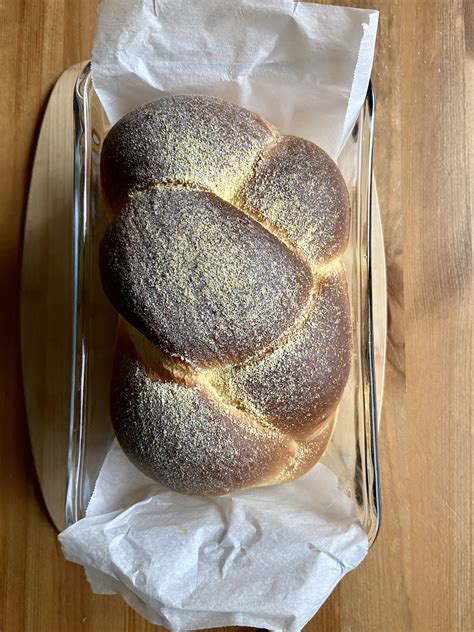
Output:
[66, 63, 383, 544]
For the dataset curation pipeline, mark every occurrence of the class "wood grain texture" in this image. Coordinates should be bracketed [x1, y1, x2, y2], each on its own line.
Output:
[0, 1, 471, 631]
[21, 63, 83, 533]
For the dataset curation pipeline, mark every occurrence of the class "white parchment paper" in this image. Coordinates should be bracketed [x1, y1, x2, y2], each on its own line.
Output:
[91, 0, 378, 158]
[60, 441, 368, 631]
[59, 1, 378, 629]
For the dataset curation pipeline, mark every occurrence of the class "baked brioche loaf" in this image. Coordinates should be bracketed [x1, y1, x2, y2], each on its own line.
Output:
[99, 95, 352, 495]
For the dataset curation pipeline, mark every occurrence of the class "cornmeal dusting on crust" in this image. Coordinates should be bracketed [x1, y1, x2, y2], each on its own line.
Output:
[206, 269, 352, 440]
[233, 136, 350, 264]
[100, 94, 353, 495]
[101, 95, 276, 209]
[100, 186, 312, 367]
[273, 417, 336, 484]
[112, 349, 291, 495]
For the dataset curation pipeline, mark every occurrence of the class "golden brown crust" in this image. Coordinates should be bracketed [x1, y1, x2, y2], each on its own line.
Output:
[101, 95, 352, 496]
[233, 135, 350, 264]
[112, 322, 333, 494]
[206, 268, 351, 441]
[100, 94, 275, 211]
[111, 333, 294, 496]
[100, 186, 312, 367]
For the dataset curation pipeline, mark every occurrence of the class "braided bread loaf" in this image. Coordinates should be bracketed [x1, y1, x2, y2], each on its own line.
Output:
[99, 95, 352, 496]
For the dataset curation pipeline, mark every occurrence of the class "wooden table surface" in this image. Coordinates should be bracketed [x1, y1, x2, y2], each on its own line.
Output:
[1, 1, 472, 630]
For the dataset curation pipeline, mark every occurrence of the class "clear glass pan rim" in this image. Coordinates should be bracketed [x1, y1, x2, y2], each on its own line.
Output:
[66, 63, 382, 546]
